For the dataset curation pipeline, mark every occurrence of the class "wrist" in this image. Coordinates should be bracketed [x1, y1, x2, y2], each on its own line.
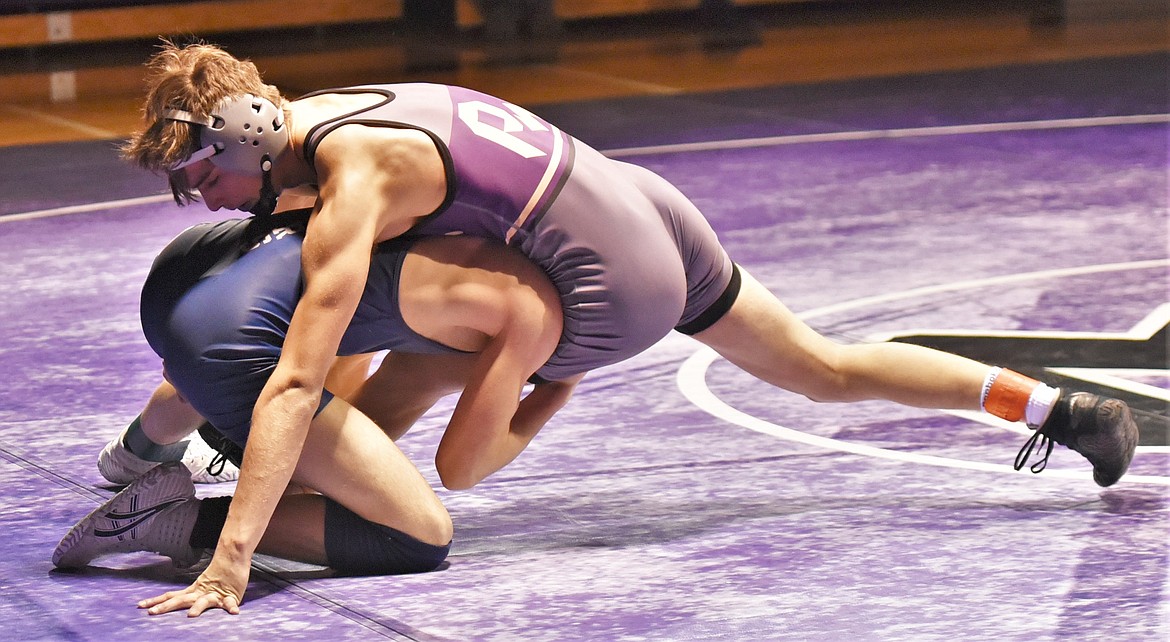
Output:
[214, 533, 256, 563]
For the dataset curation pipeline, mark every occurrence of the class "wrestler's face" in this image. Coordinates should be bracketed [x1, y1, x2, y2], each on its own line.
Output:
[183, 159, 263, 212]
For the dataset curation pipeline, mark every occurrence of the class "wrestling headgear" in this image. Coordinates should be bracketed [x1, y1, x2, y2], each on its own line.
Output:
[164, 94, 288, 176]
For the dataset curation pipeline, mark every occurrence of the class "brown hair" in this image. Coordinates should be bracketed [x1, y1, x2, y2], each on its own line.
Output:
[120, 40, 285, 204]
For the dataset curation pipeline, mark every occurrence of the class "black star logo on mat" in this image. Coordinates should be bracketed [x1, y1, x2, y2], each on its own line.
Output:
[888, 305, 1170, 446]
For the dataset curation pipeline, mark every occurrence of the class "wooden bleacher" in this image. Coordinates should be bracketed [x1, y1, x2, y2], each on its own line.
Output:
[0, 0, 804, 49]
[0, 0, 403, 48]
[0, 0, 811, 106]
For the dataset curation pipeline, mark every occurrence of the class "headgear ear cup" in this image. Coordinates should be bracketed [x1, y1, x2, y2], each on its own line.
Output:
[165, 94, 288, 177]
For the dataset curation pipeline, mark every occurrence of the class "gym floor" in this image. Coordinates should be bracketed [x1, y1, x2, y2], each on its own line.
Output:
[1, 3, 1167, 640]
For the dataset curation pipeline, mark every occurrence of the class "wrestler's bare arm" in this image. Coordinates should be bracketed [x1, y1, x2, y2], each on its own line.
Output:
[510, 374, 585, 442]
[434, 285, 564, 490]
[397, 238, 569, 489]
[183, 128, 437, 608]
[308, 124, 449, 242]
[219, 201, 376, 562]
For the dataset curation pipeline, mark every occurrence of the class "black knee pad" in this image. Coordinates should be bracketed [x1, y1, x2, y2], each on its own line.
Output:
[323, 498, 450, 576]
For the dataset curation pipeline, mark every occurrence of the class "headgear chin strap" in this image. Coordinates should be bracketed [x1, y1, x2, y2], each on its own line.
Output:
[249, 169, 279, 217]
[164, 94, 288, 177]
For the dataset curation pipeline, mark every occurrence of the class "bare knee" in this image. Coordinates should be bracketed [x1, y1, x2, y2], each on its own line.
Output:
[393, 486, 454, 544]
[421, 500, 455, 545]
[791, 346, 860, 404]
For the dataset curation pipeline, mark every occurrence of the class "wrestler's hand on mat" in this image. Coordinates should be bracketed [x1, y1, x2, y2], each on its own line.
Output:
[137, 554, 247, 617]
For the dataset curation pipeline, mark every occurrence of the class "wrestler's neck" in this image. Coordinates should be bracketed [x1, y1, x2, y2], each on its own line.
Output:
[266, 109, 312, 193]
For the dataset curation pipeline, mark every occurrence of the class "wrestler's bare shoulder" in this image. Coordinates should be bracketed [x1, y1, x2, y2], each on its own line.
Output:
[290, 91, 384, 123]
[288, 92, 433, 156]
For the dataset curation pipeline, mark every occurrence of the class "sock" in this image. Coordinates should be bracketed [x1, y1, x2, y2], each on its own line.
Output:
[189, 496, 233, 549]
[122, 414, 189, 462]
[980, 367, 1059, 427]
[1024, 383, 1061, 428]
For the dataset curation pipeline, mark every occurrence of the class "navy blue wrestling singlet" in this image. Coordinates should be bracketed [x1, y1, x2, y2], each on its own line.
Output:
[141, 213, 318, 446]
[141, 212, 466, 446]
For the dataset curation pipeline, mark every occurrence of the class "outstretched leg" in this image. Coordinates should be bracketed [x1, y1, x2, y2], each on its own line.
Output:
[694, 268, 990, 408]
[693, 267, 1138, 486]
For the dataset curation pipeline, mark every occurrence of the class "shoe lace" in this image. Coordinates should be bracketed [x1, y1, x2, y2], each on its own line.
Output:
[1014, 428, 1056, 474]
[206, 451, 228, 477]
[197, 422, 244, 470]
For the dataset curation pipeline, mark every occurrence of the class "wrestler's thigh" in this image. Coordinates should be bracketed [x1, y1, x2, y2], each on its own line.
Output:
[291, 397, 452, 544]
[351, 352, 473, 440]
[693, 267, 842, 396]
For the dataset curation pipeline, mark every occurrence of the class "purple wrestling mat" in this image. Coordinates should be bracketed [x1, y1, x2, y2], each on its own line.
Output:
[1, 54, 1167, 640]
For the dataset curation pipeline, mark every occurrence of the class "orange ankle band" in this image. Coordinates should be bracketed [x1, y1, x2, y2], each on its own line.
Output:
[983, 369, 1039, 422]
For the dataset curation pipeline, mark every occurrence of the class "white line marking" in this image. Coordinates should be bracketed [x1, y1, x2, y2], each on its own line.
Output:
[801, 259, 1170, 321]
[603, 113, 1170, 157]
[0, 193, 174, 223]
[678, 260, 1170, 485]
[680, 347, 1168, 485]
[1047, 368, 1170, 403]
[1130, 303, 1170, 338]
[7, 114, 1162, 224]
[867, 302, 1170, 343]
[865, 301, 1170, 404]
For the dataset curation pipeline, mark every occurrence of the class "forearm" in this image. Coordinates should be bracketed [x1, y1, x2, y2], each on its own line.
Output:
[510, 377, 580, 441]
[215, 387, 318, 560]
[437, 377, 579, 489]
[215, 206, 371, 550]
[438, 397, 525, 490]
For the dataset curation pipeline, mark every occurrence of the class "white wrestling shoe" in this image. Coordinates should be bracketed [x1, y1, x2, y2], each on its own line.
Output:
[183, 432, 241, 484]
[53, 462, 203, 569]
[97, 428, 240, 486]
[96, 430, 157, 485]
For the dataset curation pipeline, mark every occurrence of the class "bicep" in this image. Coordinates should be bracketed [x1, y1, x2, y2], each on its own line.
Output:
[275, 211, 376, 385]
[448, 298, 560, 427]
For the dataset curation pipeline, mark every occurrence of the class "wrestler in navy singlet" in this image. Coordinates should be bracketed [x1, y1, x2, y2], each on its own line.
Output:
[141, 212, 466, 445]
[300, 83, 738, 381]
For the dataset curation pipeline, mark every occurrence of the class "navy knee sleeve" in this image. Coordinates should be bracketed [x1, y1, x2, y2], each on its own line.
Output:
[189, 496, 232, 549]
[323, 498, 450, 576]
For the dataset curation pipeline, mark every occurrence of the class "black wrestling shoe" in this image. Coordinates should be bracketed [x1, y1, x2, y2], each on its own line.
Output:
[1015, 392, 1139, 487]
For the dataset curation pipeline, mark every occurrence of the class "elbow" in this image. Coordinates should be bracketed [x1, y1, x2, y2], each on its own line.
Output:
[437, 467, 482, 492]
[263, 371, 325, 409]
[435, 453, 483, 491]
[440, 477, 478, 492]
